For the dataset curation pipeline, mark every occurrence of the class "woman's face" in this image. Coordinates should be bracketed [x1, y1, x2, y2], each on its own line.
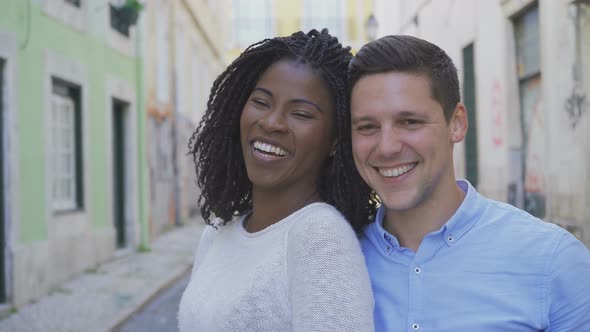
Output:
[240, 59, 336, 196]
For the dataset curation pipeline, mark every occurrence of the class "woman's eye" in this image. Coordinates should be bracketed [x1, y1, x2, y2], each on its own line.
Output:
[293, 111, 314, 119]
[251, 99, 269, 107]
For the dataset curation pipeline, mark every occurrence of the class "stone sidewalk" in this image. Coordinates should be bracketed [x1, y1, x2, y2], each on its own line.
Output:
[0, 220, 205, 332]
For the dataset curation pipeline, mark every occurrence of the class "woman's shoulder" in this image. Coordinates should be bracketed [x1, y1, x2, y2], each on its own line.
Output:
[200, 216, 241, 240]
[288, 202, 356, 240]
[295, 202, 349, 224]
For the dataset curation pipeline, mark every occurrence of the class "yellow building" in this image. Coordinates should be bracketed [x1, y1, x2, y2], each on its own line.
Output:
[229, 0, 377, 59]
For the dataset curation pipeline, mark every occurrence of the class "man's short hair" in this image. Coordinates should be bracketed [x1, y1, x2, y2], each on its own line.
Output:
[349, 35, 460, 121]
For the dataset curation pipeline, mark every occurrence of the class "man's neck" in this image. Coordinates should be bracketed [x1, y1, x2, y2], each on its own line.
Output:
[383, 180, 466, 252]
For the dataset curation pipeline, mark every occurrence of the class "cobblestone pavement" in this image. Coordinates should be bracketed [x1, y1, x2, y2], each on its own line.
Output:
[0, 220, 204, 332]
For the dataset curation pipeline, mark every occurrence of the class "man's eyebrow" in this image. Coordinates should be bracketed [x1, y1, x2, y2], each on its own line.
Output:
[351, 115, 375, 124]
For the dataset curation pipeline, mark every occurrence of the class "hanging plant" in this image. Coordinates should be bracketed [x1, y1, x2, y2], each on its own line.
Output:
[111, 0, 145, 27]
[119, 0, 144, 26]
[110, 0, 145, 35]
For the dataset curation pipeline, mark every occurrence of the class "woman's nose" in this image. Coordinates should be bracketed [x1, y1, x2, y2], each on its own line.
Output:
[259, 109, 288, 133]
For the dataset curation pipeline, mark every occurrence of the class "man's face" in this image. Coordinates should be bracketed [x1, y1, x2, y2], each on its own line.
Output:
[351, 71, 466, 213]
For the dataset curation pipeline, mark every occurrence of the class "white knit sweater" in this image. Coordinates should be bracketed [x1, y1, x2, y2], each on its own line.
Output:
[178, 202, 375, 332]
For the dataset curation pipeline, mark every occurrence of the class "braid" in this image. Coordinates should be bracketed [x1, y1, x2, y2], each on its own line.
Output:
[189, 29, 378, 232]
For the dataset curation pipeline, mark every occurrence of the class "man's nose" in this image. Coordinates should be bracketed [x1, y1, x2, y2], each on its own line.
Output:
[376, 128, 403, 157]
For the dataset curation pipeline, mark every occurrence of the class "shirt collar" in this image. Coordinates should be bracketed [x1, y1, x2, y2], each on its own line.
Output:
[367, 179, 486, 251]
[441, 179, 485, 246]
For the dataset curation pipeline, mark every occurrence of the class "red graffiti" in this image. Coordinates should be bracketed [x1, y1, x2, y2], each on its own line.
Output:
[491, 81, 504, 148]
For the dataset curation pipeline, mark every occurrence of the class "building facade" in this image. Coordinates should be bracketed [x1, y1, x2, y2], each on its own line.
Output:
[374, 0, 590, 247]
[0, 0, 148, 307]
[230, 0, 376, 58]
[142, 0, 230, 237]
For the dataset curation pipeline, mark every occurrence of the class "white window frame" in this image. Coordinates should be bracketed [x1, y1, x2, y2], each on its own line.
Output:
[42, 0, 88, 33]
[43, 50, 89, 221]
[50, 92, 77, 211]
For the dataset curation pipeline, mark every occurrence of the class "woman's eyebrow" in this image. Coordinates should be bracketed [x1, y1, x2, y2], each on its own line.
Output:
[291, 99, 322, 112]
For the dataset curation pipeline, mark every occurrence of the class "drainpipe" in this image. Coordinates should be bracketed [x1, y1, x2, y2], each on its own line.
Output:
[135, 12, 149, 249]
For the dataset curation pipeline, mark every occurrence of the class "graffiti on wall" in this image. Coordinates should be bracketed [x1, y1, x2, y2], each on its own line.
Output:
[521, 76, 546, 218]
[565, 82, 587, 129]
[491, 81, 504, 148]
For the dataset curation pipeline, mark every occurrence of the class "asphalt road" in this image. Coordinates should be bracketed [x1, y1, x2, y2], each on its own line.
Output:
[115, 273, 191, 332]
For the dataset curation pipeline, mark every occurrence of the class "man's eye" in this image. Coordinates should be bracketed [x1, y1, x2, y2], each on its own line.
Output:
[401, 119, 420, 126]
[356, 124, 378, 132]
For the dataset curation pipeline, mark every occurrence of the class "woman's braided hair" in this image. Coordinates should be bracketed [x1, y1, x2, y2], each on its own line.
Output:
[188, 29, 378, 233]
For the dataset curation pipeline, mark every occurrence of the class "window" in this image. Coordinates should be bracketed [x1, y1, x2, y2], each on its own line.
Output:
[233, 0, 273, 48]
[51, 78, 83, 211]
[109, 4, 137, 37]
[64, 0, 81, 7]
[302, 0, 344, 40]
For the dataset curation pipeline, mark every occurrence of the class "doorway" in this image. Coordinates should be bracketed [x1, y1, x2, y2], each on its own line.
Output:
[1, 58, 6, 302]
[112, 98, 129, 249]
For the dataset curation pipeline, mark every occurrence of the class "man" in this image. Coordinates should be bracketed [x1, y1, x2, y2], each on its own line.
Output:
[349, 35, 590, 332]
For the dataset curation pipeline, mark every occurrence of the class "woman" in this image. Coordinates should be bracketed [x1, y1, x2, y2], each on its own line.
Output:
[178, 29, 377, 331]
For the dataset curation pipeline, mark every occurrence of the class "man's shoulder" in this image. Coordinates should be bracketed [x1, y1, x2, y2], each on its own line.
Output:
[479, 195, 569, 241]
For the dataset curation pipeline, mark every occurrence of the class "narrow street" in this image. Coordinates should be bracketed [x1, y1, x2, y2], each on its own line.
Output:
[115, 273, 191, 332]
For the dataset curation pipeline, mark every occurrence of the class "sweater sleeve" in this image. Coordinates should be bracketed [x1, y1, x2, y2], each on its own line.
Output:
[286, 207, 375, 332]
[190, 221, 221, 275]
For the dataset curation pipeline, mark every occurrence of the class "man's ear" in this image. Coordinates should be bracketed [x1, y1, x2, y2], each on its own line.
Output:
[450, 102, 468, 143]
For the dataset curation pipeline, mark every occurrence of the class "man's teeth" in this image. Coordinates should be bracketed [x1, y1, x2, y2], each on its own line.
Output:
[379, 163, 416, 177]
[253, 141, 287, 156]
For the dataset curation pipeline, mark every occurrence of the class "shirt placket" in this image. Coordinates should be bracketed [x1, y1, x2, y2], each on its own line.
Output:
[406, 234, 448, 332]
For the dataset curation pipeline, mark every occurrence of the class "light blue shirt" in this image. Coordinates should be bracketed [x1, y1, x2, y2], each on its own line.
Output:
[361, 180, 590, 332]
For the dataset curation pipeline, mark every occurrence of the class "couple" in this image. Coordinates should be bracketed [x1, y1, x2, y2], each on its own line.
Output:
[178, 29, 590, 331]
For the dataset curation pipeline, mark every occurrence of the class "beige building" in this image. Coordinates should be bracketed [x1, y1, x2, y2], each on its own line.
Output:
[374, 0, 590, 247]
[143, 0, 230, 237]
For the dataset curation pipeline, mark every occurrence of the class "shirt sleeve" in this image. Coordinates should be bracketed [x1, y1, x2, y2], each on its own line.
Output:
[190, 222, 220, 275]
[546, 232, 590, 332]
[286, 209, 375, 332]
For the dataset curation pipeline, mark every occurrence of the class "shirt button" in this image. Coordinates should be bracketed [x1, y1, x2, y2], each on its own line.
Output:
[447, 235, 454, 242]
[412, 322, 420, 330]
[414, 267, 421, 274]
